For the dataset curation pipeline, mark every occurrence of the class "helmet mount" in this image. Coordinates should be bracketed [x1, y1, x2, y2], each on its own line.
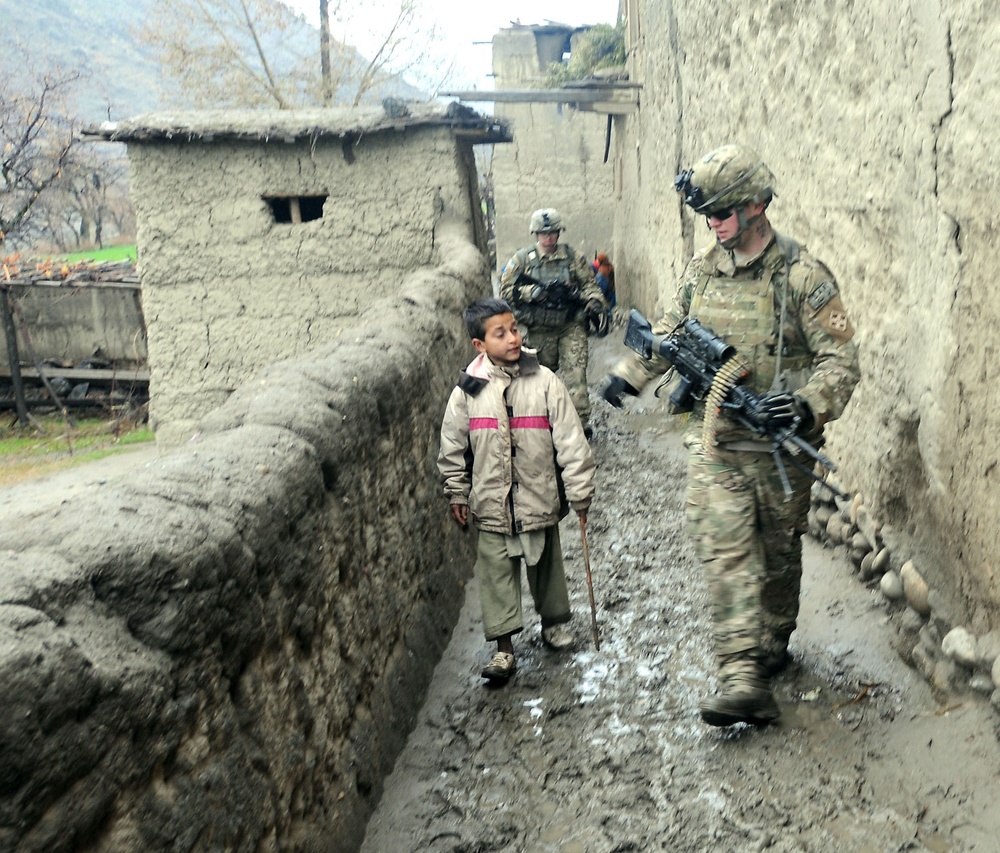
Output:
[674, 145, 775, 216]
[676, 145, 776, 248]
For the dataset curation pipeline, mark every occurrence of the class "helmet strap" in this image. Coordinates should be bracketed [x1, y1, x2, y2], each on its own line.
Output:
[718, 205, 765, 250]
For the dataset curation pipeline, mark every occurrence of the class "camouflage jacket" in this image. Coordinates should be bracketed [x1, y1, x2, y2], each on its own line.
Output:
[613, 234, 860, 429]
[499, 243, 607, 327]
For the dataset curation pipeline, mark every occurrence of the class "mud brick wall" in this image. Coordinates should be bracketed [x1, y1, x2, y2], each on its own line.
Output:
[125, 122, 484, 447]
[5, 281, 147, 367]
[611, 0, 1000, 629]
[0, 228, 485, 853]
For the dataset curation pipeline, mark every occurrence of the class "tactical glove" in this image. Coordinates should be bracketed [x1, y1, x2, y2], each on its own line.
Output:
[517, 284, 545, 304]
[585, 299, 610, 337]
[600, 374, 638, 408]
[757, 392, 814, 433]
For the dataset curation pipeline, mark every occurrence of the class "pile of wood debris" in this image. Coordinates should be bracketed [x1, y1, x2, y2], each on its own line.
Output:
[1, 256, 139, 286]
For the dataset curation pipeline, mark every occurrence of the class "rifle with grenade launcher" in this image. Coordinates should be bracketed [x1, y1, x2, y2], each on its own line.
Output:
[623, 309, 846, 500]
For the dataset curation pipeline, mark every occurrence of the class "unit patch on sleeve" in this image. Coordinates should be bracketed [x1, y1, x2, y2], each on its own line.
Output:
[806, 280, 838, 311]
[828, 311, 849, 332]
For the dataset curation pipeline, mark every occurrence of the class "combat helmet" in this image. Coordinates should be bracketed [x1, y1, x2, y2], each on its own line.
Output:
[529, 208, 563, 233]
[674, 145, 775, 215]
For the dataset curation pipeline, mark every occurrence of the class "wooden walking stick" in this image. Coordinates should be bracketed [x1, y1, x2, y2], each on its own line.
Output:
[578, 514, 600, 651]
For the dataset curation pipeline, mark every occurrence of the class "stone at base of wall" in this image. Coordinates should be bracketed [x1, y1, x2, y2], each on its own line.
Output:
[808, 477, 1000, 711]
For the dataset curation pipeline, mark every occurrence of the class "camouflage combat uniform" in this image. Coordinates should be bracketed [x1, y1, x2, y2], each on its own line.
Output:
[612, 234, 859, 663]
[499, 243, 607, 425]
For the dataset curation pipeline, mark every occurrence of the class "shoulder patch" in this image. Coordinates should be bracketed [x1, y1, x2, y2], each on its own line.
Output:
[806, 280, 838, 311]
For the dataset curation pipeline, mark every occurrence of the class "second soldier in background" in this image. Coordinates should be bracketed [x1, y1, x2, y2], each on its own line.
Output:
[500, 209, 609, 439]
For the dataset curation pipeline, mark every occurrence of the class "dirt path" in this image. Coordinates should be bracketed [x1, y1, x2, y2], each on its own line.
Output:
[360, 336, 1000, 853]
[0, 442, 160, 526]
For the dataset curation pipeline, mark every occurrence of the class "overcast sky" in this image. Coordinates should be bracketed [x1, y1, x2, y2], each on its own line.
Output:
[282, 0, 620, 90]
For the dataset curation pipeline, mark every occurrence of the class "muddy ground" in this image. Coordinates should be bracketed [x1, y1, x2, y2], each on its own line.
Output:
[360, 336, 1000, 853]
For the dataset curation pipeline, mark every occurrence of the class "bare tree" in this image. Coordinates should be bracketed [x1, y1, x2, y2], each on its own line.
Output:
[139, 0, 454, 110]
[34, 149, 135, 253]
[138, 0, 312, 109]
[319, 0, 334, 105]
[0, 65, 80, 249]
[324, 0, 453, 106]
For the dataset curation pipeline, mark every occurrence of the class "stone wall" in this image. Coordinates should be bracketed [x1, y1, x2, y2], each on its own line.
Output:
[0, 226, 486, 853]
[613, 0, 1000, 628]
[127, 125, 483, 446]
[492, 26, 616, 271]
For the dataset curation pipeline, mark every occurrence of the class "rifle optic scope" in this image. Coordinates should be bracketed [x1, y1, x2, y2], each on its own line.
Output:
[682, 318, 736, 364]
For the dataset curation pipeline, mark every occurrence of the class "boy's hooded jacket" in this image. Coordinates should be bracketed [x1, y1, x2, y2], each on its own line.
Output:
[438, 349, 595, 535]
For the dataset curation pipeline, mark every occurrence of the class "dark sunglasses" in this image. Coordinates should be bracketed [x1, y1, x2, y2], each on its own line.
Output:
[706, 207, 735, 220]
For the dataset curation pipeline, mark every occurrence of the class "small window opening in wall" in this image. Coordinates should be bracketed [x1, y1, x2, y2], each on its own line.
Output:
[264, 194, 328, 224]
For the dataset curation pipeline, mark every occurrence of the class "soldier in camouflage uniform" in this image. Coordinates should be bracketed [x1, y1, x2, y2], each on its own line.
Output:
[600, 145, 860, 726]
[499, 209, 610, 437]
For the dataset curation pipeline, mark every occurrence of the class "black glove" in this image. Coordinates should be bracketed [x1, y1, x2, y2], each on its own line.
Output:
[585, 299, 609, 337]
[600, 375, 638, 408]
[757, 392, 814, 433]
[545, 282, 573, 308]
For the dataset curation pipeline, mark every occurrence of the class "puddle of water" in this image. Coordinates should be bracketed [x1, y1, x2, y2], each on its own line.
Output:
[775, 669, 878, 733]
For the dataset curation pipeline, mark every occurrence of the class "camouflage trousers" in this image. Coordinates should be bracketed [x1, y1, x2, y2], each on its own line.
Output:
[685, 438, 813, 658]
[522, 321, 591, 423]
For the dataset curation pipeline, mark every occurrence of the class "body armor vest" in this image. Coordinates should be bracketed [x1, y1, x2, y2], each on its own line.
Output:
[689, 243, 812, 396]
[513, 247, 578, 327]
[520, 247, 573, 285]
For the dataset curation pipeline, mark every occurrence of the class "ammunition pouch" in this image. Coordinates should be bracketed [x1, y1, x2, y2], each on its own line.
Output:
[516, 305, 577, 327]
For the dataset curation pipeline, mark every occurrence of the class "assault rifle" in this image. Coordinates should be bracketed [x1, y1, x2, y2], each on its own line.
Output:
[512, 271, 585, 312]
[623, 309, 845, 499]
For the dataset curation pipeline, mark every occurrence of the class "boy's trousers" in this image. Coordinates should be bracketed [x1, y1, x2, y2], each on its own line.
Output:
[474, 526, 572, 641]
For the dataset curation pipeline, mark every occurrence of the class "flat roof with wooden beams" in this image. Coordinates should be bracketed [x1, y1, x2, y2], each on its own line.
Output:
[441, 83, 640, 116]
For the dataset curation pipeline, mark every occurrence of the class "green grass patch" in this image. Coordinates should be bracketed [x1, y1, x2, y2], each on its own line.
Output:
[60, 244, 137, 264]
[0, 414, 153, 486]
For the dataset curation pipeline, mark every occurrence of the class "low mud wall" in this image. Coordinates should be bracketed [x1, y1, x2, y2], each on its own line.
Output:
[0, 228, 485, 853]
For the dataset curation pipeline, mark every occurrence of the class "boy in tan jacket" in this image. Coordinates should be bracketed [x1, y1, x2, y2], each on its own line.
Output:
[438, 297, 596, 682]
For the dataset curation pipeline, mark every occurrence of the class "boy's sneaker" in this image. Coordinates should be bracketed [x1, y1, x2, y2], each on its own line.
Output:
[541, 625, 575, 650]
[481, 652, 516, 681]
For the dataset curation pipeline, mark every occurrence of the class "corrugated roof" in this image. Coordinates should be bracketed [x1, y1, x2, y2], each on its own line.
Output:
[83, 101, 512, 144]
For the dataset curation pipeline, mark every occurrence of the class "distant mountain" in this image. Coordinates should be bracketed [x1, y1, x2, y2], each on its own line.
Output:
[0, 0, 424, 125]
[2, 0, 162, 122]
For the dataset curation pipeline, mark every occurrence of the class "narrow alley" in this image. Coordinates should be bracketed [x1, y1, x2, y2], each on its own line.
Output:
[360, 336, 1000, 853]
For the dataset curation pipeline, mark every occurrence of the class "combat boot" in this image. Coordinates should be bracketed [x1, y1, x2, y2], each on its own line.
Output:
[699, 652, 780, 727]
